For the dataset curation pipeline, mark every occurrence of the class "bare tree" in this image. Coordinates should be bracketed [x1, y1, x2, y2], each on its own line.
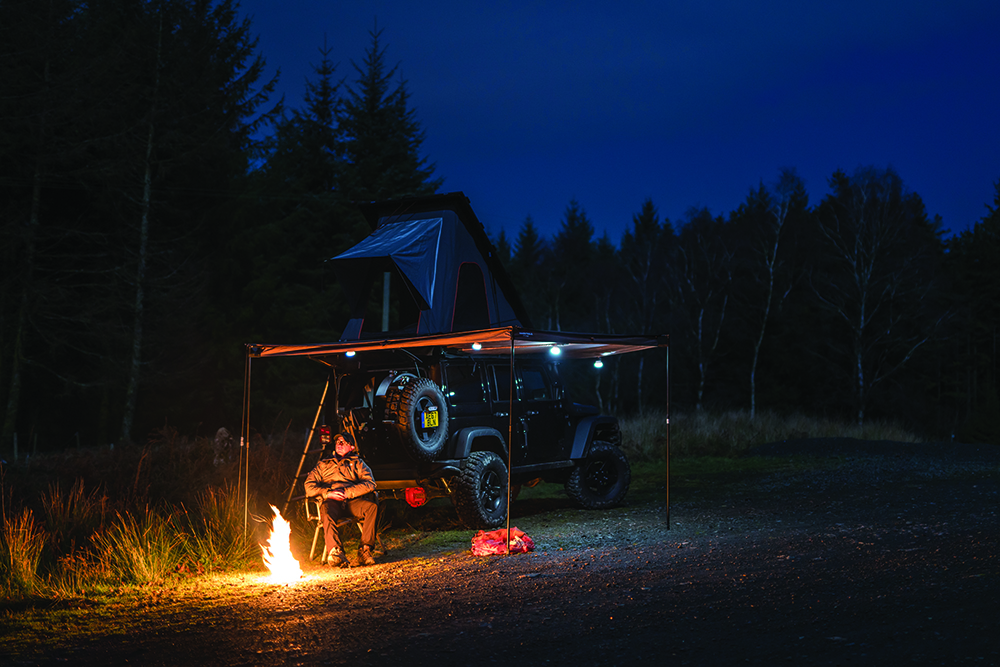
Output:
[812, 167, 948, 425]
[731, 170, 806, 417]
[671, 208, 733, 412]
[620, 198, 673, 414]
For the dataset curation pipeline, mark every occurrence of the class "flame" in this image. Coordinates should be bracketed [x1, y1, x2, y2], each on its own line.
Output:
[261, 505, 302, 583]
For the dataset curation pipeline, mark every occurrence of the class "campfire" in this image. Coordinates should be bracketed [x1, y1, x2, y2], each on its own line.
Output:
[261, 505, 302, 583]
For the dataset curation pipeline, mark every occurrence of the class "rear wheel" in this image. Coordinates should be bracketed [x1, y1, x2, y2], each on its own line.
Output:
[453, 451, 508, 528]
[565, 441, 630, 509]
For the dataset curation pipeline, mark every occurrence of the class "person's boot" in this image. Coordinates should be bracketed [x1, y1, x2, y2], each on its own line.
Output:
[327, 549, 350, 568]
[358, 545, 376, 566]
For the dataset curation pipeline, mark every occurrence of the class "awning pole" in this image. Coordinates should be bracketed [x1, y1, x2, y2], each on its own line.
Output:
[506, 328, 515, 555]
[240, 349, 252, 537]
[665, 346, 670, 530]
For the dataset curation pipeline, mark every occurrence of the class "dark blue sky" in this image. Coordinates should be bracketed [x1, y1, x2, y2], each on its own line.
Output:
[238, 0, 1000, 243]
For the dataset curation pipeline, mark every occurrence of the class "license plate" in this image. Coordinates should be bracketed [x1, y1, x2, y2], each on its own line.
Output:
[422, 408, 439, 429]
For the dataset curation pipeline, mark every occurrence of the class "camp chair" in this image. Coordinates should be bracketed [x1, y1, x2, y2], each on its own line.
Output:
[304, 494, 382, 563]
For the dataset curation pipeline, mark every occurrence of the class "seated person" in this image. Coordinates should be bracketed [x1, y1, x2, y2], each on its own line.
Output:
[304, 432, 378, 567]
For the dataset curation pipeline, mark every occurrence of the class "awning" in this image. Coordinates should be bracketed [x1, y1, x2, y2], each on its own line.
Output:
[247, 326, 667, 360]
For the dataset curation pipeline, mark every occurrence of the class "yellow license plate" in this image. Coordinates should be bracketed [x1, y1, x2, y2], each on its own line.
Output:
[422, 409, 439, 428]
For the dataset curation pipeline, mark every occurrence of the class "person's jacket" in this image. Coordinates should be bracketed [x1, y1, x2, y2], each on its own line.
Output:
[304, 451, 377, 502]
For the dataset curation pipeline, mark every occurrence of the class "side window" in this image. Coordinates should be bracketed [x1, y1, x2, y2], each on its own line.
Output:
[520, 368, 550, 401]
[489, 364, 513, 403]
[443, 364, 484, 404]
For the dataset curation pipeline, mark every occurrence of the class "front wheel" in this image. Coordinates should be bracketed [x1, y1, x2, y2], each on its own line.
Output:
[453, 451, 508, 528]
[565, 441, 631, 509]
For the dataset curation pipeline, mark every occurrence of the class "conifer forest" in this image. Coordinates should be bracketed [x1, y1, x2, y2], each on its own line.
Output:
[3, 0, 1000, 456]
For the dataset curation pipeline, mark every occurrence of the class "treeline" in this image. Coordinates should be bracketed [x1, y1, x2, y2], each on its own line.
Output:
[498, 169, 999, 441]
[1, 1, 998, 456]
[1, 1, 437, 453]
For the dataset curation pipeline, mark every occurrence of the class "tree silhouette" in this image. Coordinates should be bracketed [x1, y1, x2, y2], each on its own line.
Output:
[729, 169, 808, 417]
[551, 199, 595, 332]
[338, 25, 442, 202]
[812, 166, 949, 425]
[671, 208, 734, 412]
[947, 178, 1000, 438]
[619, 198, 674, 413]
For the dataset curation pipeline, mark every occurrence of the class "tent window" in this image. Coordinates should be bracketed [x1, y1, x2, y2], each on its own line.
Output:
[452, 263, 490, 332]
[356, 263, 422, 338]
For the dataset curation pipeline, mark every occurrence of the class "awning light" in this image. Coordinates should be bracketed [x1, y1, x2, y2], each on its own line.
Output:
[549, 346, 562, 357]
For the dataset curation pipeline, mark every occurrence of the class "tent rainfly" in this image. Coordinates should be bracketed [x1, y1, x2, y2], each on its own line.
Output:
[330, 192, 532, 341]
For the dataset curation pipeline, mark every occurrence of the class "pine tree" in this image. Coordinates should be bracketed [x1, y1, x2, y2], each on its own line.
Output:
[338, 26, 441, 202]
[1, 0, 277, 449]
[510, 216, 549, 327]
[947, 178, 1000, 436]
[266, 40, 343, 196]
[551, 199, 595, 331]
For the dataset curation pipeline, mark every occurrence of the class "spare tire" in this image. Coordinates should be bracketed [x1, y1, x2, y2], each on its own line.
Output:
[384, 376, 449, 461]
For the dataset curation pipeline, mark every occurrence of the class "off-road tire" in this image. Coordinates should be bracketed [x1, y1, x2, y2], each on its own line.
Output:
[565, 441, 630, 509]
[453, 451, 508, 528]
[385, 377, 449, 461]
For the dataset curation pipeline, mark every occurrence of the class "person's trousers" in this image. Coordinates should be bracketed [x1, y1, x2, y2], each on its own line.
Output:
[319, 493, 378, 553]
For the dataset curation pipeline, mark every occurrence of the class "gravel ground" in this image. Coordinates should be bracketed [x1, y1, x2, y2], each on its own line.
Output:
[3, 438, 999, 666]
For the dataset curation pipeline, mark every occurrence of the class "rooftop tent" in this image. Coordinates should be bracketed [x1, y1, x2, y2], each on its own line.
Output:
[332, 192, 531, 340]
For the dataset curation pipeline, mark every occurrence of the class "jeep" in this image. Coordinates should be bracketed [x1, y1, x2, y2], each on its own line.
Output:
[325, 347, 631, 529]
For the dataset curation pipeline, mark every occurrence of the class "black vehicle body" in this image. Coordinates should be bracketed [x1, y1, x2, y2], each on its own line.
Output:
[326, 347, 630, 528]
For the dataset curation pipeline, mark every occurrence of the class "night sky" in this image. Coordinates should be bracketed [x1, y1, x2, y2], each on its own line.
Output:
[237, 0, 1000, 242]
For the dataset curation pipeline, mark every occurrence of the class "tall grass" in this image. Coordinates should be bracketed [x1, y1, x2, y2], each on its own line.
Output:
[41, 479, 109, 560]
[93, 506, 187, 585]
[620, 408, 922, 460]
[1, 508, 46, 596]
[618, 410, 669, 462]
[182, 484, 259, 569]
[0, 427, 303, 598]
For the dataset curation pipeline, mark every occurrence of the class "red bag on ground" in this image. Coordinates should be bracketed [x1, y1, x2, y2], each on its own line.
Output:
[471, 527, 535, 555]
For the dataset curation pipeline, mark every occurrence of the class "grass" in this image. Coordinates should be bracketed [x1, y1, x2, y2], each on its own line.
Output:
[92, 507, 187, 585]
[1, 508, 46, 596]
[181, 484, 260, 571]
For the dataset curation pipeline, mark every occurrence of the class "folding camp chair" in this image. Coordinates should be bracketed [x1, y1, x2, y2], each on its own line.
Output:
[304, 494, 382, 563]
